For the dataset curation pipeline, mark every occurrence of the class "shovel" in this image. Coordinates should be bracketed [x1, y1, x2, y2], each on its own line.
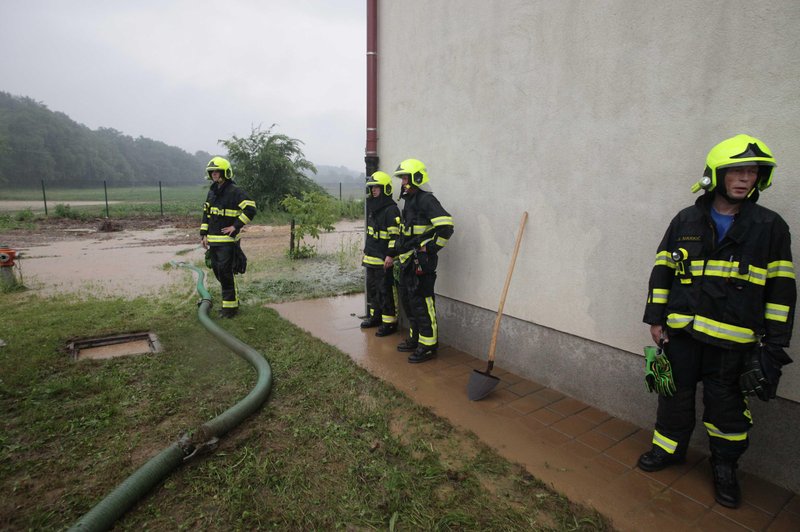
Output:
[467, 211, 528, 401]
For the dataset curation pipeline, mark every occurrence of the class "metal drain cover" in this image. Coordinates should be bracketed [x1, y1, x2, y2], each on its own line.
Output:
[68, 332, 162, 360]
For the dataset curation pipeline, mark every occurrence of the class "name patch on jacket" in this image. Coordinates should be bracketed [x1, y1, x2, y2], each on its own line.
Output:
[677, 235, 701, 242]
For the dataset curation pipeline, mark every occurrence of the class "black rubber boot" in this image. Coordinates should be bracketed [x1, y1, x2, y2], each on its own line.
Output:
[360, 316, 381, 329]
[408, 345, 437, 364]
[637, 446, 685, 472]
[218, 308, 238, 319]
[375, 323, 398, 337]
[397, 338, 418, 352]
[711, 458, 741, 509]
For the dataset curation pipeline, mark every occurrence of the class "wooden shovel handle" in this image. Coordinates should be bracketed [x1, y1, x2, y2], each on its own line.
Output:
[488, 211, 528, 363]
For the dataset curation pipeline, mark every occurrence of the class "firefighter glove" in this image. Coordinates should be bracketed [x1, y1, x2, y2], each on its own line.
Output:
[740, 347, 770, 401]
[644, 345, 676, 397]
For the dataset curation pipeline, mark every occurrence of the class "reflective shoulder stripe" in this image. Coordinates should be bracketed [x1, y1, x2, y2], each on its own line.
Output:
[693, 315, 755, 343]
[765, 302, 791, 323]
[654, 251, 676, 269]
[767, 260, 796, 279]
[239, 200, 256, 209]
[704, 422, 748, 442]
[430, 215, 453, 227]
[652, 430, 678, 453]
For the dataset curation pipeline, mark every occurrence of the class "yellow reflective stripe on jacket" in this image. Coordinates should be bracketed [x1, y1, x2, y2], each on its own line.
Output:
[767, 260, 796, 279]
[413, 224, 433, 235]
[430, 215, 453, 227]
[379, 231, 391, 240]
[693, 315, 755, 343]
[689, 261, 704, 276]
[765, 302, 791, 323]
[704, 422, 747, 442]
[238, 213, 252, 224]
[666, 313, 693, 328]
[398, 249, 414, 263]
[655, 250, 676, 268]
[209, 207, 242, 217]
[388, 240, 396, 250]
[362, 255, 384, 266]
[207, 234, 239, 243]
[238, 200, 256, 209]
[650, 288, 669, 304]
[200, 223, 209, 231]
[704, 260, 767, 286]
[387, 226, 400, 236]
[652, 430, 678, 454]
[435, 236, 449, 248]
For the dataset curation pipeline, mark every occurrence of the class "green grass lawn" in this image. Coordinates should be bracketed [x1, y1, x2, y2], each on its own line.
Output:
[0, 232, 609, 530]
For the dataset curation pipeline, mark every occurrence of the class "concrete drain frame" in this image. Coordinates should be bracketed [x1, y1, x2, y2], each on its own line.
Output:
[68, 332, 162, 361]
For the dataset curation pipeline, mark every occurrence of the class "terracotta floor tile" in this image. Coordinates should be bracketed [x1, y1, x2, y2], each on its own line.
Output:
[492, 368, 523, 385]
[590, 453, 631, 482]
[638, 456, 701, 488]
[577, 428, 617, 452]
[604, 436, 647, 468]
[532, 387, 565, 404]
[767, 510, 800, 531]
[528, 407, 565, 426]
[742, 472, 794, 515]
[713, 501, 772, 531]
[629, 427, 654, 445]
[646, 488, 709, 526]
[437, 363, 473, 378]
[551, 414, 596, 438]
[785, 494, 800, 515]
[539, 427, 571, 446]
[669, 459, 715, 507]
[695, 509, 750, 531]
[576, 406, 612, 425]
[507, 393, 554, 414]
[562, 440, 600, 461]
[595, 417, 639, 441]
[493, 405, 524, 419]
[519, 414, 546, 433]
[548, 397, 589, 416]
[506, 379, 545, 396]
[608, 469, 668, 506]
[440, 350, 476, 365]
[474, 387, 517, 408]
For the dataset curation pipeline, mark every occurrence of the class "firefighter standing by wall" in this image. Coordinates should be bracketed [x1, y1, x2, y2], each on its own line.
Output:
[640, 135, 796, 508]
[393, 159, 454, 363]
[361, 171, 402, 335]
[200, 156, 257, 318]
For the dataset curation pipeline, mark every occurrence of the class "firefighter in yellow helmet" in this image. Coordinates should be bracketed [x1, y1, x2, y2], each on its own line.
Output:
[200, 156, 257, 318]
[640, 135, 795, 508]
[393, 159, 455, 363]
[361, 171, 402, 335]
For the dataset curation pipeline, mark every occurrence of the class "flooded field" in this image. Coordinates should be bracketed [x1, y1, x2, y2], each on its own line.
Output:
[1, 219, 362, 297]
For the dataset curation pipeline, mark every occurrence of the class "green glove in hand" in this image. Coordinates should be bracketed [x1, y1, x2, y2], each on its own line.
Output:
[644, 345, 676, 397]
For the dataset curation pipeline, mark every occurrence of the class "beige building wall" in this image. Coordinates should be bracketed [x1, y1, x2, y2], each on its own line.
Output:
[377, 0, 800, 401]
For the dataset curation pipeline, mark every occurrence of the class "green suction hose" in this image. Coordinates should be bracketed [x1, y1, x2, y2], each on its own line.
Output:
[69, 262, 273, 531]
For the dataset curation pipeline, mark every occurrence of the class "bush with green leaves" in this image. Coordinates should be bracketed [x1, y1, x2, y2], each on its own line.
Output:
[281, 191, 337, 259]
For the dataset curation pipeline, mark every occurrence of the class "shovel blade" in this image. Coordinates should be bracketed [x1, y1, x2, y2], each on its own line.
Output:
[467, 369, 500, 401]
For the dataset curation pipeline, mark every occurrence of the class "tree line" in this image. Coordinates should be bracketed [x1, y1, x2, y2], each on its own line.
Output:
[0, 91, 210, 187]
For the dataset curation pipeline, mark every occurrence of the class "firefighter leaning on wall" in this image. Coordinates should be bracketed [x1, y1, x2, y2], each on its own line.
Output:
[640, 134, 796, 509]
[361, 171, 402, 336]
[393, 159, 454, 363]
[200, 156, 257, 318]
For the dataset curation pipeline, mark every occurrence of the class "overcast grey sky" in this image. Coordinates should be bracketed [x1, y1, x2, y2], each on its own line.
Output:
[0, 0, 366, 170]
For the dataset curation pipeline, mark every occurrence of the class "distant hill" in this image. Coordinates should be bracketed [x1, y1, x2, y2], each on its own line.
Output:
[0, 91, 211, 187]
[311, 165, 365, 184]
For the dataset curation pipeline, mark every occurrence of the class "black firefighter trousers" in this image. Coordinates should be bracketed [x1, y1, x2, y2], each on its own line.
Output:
[209, 244, 238, 309]
[653, 330, 752, 462]
[365, 265, 397, 324]
[399, 252, 438, 348]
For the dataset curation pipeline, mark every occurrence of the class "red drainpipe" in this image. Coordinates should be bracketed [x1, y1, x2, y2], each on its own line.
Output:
[365, 0, 379, 177]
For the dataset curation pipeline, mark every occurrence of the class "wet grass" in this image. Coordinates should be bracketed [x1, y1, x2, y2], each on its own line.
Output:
[0, 228, 611, 531]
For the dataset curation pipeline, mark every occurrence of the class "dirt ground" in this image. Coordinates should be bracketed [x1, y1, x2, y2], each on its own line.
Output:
[1, 216, 362, 297]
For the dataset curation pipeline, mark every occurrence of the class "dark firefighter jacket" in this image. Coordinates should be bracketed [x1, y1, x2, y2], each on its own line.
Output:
[396, 189, 454, 264]
[200, 180, 257, 246]
[643, 192, 796, 349]
[362, 195, 401, 268]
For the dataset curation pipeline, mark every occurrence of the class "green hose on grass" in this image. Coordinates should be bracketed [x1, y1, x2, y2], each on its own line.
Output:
[69, 262, 273, 531]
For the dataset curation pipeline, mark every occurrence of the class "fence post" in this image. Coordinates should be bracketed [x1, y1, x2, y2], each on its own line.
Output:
[159, 181, 164, 217]
[289, 219, 295, 256]
[103, 180, 109, 218]
[41, 180, 48, 215]
[339, 182, 342, 201]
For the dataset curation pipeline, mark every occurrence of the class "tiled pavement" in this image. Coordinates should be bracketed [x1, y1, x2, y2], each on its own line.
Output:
[269, 294, 800, 531]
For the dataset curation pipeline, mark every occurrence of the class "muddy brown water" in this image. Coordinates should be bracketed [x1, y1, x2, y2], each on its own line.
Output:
[2, 220, 362, 297]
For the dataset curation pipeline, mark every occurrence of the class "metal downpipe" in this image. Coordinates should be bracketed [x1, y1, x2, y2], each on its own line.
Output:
[69, 263, 273, 531]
